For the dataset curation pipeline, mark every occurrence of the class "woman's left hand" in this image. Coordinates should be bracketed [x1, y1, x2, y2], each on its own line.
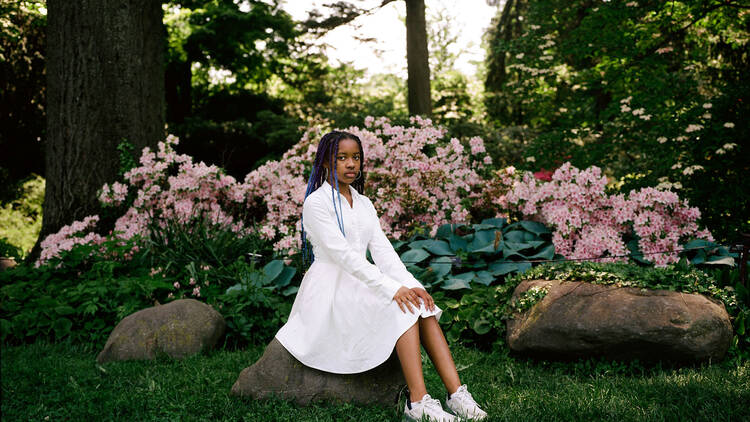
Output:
[410, 288, 435, 312]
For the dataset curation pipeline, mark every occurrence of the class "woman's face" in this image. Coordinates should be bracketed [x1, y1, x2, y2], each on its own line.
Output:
[325, 137, 361, 187]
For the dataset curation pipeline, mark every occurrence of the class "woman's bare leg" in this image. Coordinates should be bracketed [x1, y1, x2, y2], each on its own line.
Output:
[419, 316, 461, 394]
[395, 322, 428, 402]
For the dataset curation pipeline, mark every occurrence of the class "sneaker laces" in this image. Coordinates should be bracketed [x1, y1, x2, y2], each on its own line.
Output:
[451, 384, 478, 407]
[419, 394, 444, 411]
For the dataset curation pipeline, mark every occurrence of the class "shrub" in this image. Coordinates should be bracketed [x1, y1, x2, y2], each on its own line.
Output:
[502, 163, 714, 267]
[430, 260, 747, 356]
[244, 116, 497, 254]
[0, 238, 169, 348]
[38, 123, 713, 269]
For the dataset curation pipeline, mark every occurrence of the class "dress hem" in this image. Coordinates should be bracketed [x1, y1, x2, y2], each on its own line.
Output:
[275, 305, 441, 375]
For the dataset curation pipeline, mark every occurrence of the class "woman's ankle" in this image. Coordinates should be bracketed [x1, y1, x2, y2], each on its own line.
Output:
[409, 388, 428, 402]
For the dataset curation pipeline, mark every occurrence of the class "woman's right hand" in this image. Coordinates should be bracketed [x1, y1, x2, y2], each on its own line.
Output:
[393, 286, 421, 314]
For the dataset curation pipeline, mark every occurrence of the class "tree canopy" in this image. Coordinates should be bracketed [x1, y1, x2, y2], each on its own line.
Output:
[484, 0, 750, 241]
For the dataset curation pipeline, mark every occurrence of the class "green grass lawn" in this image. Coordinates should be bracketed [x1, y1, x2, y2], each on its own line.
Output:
[2, 341, 749, 421]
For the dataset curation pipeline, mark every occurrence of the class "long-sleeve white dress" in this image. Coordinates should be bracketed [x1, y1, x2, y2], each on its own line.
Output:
[275, 181, 442, 374]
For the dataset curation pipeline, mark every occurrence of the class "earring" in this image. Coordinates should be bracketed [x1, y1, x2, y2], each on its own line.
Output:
[354, 170, 362, 181]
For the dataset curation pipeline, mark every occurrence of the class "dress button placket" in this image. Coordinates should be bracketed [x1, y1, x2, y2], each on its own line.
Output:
[350, 197, 362, 255]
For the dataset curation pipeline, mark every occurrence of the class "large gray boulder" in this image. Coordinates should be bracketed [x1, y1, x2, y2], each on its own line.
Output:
[507, 280, 733, 362]
[231, 338, 405, 406]
[97, 298, 225, 363]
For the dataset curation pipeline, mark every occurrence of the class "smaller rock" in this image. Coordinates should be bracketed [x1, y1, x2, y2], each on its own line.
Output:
[231, 338, 405, 407]
[97, 299, 225, 363]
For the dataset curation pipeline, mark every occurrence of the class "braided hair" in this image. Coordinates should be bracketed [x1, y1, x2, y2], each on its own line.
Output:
[301, 131, 366, 264]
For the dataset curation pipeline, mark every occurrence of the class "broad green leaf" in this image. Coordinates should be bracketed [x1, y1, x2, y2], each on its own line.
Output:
[441, 278, 472, 290]
[406, 265, 423, 278]
[401, 248, 430, 264]
[489, 261, 532, 275]
[448, 234, 468, 252]
[454, 271, 476, 281]
[471, 223, 497, 230]
[447, 326, 461, 343]
[468, 242, 497, 253]
[503, 230, 526, 243]
[417, 267, 438, 284]
[443, 297, 460, 309]
[525, 240, 547, 250]
[519, 220, 551, 235]
[423, 240, 453, 256]
[473, 319, 492, 335]
[409, 240, 436, 250]
[225, 283, 246, 294]
[391, 240, 407, 250]
[436, 224, 456, 239]
[282, 286, 299, 296]
[274, 266, 296, 288]
[683, 238, 716, 251]
[474, 230, 497, 244]
[474, 271, 494, 286]
[703, 257, 735, 266]
[481, 217, 507, 229]
[263, 260, 284, 282]
[468, 230, 499, 253]
[503, 241, 531, 251]
[429, 256, 453, 277]
[502, 249, 528, 259]
[526, 244, 555, 260]
[690, 249, 707, 265]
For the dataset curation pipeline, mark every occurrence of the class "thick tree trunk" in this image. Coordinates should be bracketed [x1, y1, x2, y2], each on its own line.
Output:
[405, 0, 431, 117]
[32, 0, 165, 260]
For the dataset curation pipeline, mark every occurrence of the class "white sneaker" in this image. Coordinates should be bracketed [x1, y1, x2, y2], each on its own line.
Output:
[445, 384, 488, 420]
[403, 393, 458, 422]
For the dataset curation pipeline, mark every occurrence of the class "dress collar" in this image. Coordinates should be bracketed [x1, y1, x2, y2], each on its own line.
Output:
[321, 180, 359, 198]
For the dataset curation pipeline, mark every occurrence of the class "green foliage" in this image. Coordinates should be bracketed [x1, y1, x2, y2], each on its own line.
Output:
[115, 141, 138, 178]
[8, 342, 749, 421]
[140, 218, 271, 289]
[217, 259, 297, 348]
[426, 251, 748, 358]
[510, 285, 548, 313]
[163, 0, 311, 177]
[0, 237, 169, 347]
[395, 218, 555, 291]
[0, 174, 44, 257]
[484, 0, 750, 242]
[0, 239, 23, 260]
[0, 214, 301, 349]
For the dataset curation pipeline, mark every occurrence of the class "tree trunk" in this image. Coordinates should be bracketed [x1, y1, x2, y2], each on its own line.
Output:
[405, 0, 431, 117]
[485, 0, 528, 125]
[33, 0, 165, 260]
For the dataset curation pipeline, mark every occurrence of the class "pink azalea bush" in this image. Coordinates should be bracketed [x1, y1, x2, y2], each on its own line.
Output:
[37, 135, 253, 267]
[37, 117, 713, 270]
[37, 215, 104, 265]
[502, 163, 713, 266]
[245, 116, 495, 252]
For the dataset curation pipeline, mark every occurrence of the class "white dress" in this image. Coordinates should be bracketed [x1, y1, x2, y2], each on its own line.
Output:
[275, 181, 442, 374]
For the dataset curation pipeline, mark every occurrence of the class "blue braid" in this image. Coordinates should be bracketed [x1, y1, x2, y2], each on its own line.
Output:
[300, 131, 357, 265]
[331, 140, 346, 237]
